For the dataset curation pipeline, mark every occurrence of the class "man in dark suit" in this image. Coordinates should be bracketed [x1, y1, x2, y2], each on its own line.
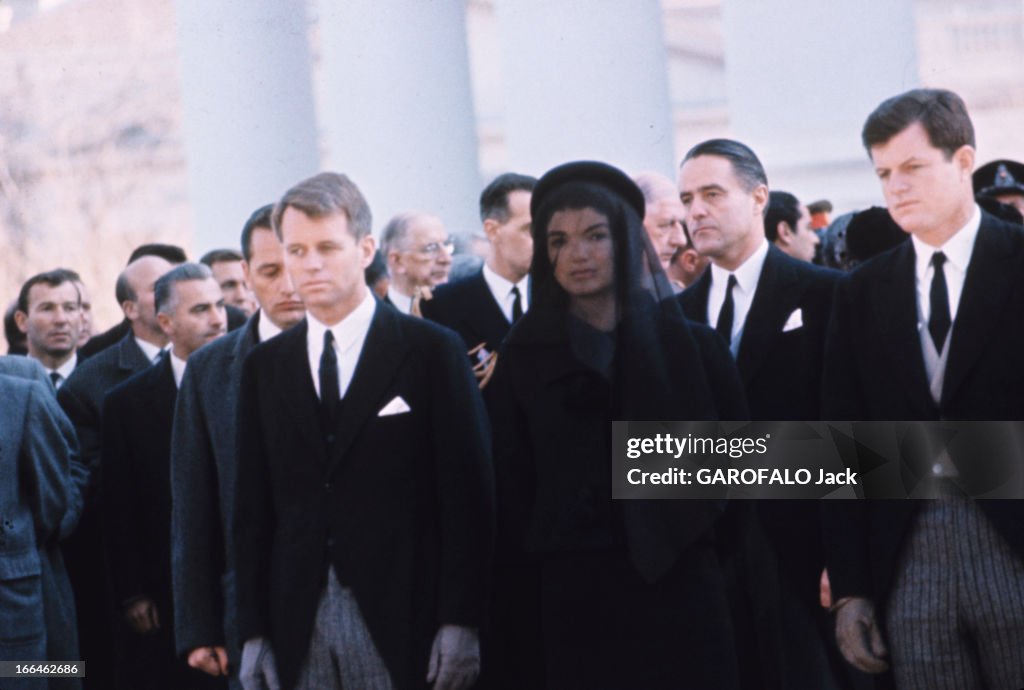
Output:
[78, 243, 186, 358]
[102, 263, 227, 689]
[765, 191, 820, 264]
[56, 253, 173, 690]
[14, 269, 85, 389]
[379, 211, 454, 314]
[677, 139, 843, 690]
[421, 172, 536, 382]
[677, 139, 837, 421]
[171, 204, 305, 686]
[823, 88, 1024, 690]
[235, 172, 494, 690]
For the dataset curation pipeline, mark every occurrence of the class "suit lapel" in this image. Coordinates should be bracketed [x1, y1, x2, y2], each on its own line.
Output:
[272, 322, 325, 454]
[942, 217, 1014, 407]
[875, 242, 935, 412]
[118, 333, 151, 374]
[470, 272, 513, 347]
[151, 356, 178, 433]
[735, 248, 801, 385]
[677, 270, 711, 324]
[328, 302, 410, 475]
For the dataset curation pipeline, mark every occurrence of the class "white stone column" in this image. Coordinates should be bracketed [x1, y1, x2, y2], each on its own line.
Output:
[496, 0, 676, 178]
[175, 0, 320, 252]
[722, 0, 919, 211]
[313, 0, 481, 238]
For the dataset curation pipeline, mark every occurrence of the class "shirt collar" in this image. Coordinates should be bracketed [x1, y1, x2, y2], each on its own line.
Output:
[306, 290, 376, 356]
[29, 352, 77, 381]
[53, 352, 77, 381]
[134, 335, 164, 363]
[387, 285, 414, 315]
[170, 352, 187, 389]
[710, 237, 770, 293]
[911, 204, 981, 278]
[483, 264, 529, 303]
[256, 310, 283, 343]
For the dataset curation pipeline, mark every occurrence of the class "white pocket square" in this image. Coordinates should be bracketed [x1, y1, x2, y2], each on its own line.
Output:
[377, 396, 411, 416]
[782, 308, 803, 332]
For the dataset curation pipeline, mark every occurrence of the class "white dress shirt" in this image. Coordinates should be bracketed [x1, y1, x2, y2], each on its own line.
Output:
[33, 352, 78, 389]
[170, 352, 187, 389]
[134, 336, 165, 364]
[257, 310, 283, 344]
[387, 286, 414, 315]
[707, 238, 770, 357]
[911, 204, 981, 329]
[306, 291, 376, 400]
[482, 265, 529, 323]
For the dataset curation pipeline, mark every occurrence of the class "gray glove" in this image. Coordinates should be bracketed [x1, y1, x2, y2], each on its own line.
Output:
[834, 597, 890, 674]
[239, 637, 281, 690]
[425, 624, 480, 690]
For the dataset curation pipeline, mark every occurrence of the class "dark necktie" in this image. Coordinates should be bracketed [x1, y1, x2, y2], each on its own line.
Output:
[49, 371, 62, 389]
[716, 274, 738, 345]
[929, 252, 951, 351]
[510, 286, 523, 322]
[319, 330, 339, 423]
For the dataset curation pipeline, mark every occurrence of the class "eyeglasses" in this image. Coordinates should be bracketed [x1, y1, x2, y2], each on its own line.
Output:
[410, 238, 455, 257]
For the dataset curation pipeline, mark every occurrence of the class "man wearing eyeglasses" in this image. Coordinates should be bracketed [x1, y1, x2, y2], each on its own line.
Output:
[380, 211, 453, 314]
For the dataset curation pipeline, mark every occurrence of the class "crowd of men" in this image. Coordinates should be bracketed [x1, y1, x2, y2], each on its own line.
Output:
[3, 87, 1024, 690]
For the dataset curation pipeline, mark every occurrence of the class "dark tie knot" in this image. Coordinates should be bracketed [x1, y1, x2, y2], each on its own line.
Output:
[931, 251, 947, 269]
[726, 274, 738, 290]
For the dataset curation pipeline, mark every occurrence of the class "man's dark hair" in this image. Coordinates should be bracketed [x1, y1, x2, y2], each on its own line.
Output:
[681, 138, 768, 191]
[364, 249, 388, 288]
[479, 172, 538, 223]
[17, 270, 80, 314]
[272, 172, 373, 240]
[4, 300, 27, 354]
[115, 270, 134, 305]
[240, 204, 275, 262]
[862, 88, 975, 158]
[765, 191, 801, 242]
[54, 267, 83, 283]
[154, 262, 213, 315]
[199, 248, 244, 267]
[128, 243, 188, 266]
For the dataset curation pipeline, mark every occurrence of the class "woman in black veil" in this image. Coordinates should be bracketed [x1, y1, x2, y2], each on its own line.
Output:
[486, 161, 748, 689]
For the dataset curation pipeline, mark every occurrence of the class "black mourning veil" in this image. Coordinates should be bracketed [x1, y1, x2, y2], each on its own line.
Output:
[519, 160, 721, 423]
[497, 161, 733, 582]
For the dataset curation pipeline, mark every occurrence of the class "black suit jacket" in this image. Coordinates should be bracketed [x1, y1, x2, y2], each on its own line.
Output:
[420, 269, 516, 353]
[678, 245, 839, 422]
[101, 355, 177, 612]
[234, 300, 495, 690]
[171, 313, 261, 661]
[822, 211, 1024, 604]
[103, 355, 224, 689]
[679, 247, 842, 690]
[59, 332, 152, 497]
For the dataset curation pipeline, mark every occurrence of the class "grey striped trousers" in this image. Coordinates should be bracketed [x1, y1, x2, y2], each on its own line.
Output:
[294, 566, 395, 690]
[886, 497, 1024, 690]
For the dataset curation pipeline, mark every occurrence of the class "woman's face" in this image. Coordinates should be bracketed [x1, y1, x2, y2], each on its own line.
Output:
[546, 207, 615, 300]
